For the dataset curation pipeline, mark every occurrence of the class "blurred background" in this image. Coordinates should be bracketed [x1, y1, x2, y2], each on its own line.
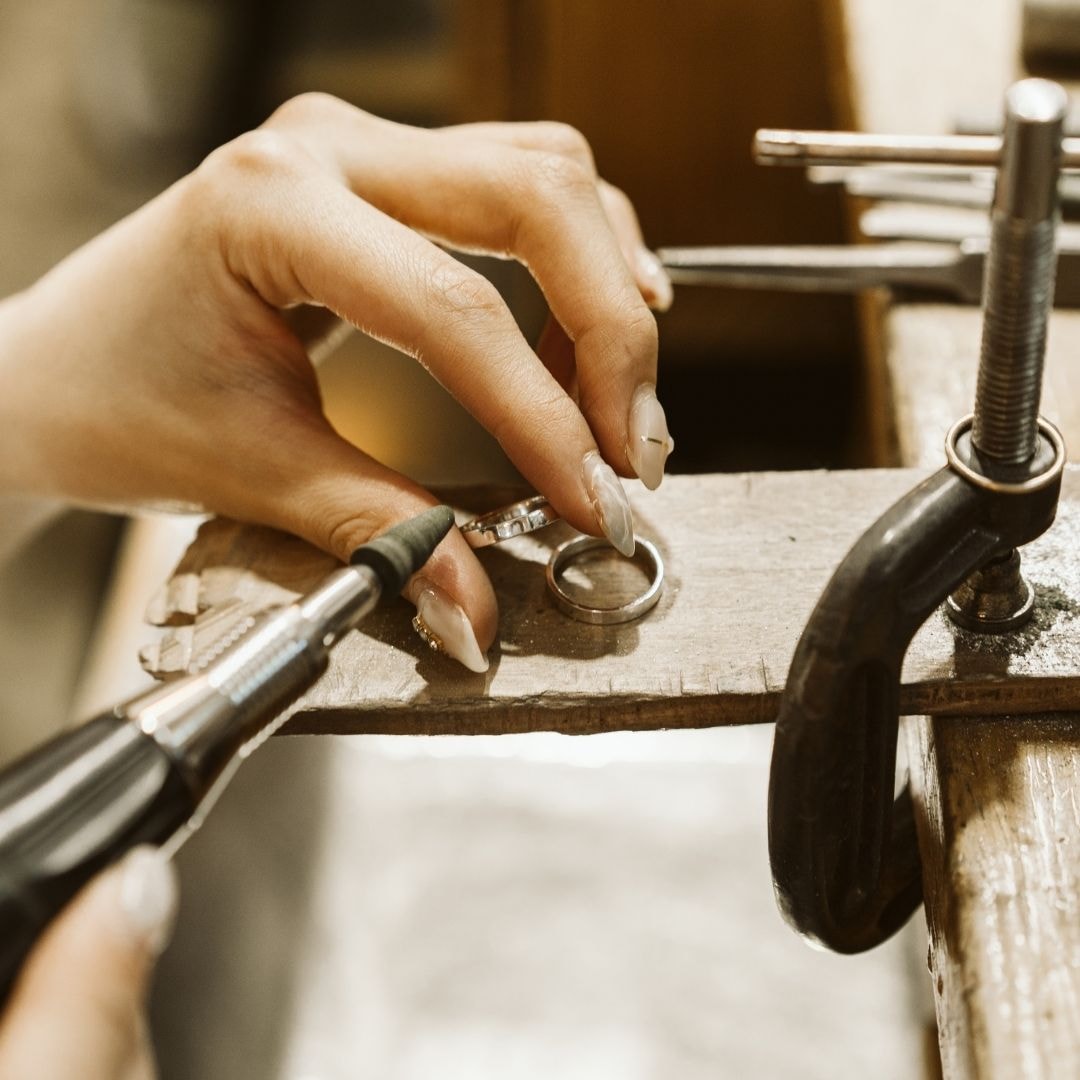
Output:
[0, 2, 929, 1077]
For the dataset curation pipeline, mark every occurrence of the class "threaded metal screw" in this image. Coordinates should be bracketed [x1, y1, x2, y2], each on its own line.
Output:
[971, 78, 1066, 466]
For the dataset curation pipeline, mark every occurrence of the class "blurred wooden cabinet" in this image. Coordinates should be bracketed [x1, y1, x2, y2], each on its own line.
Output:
[453, 0, 858, 368]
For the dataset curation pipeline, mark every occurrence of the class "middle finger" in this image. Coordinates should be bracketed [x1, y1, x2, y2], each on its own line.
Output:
[269, 98, 663, 483]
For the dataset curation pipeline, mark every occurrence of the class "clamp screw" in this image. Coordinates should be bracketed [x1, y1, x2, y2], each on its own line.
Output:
[945, 549, 1035, 632]
[948, 79, 1066, 632]
[971, 79, 1066, 466]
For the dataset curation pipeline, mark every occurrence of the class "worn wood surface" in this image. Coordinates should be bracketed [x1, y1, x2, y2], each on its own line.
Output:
[141, 470, 1080, 736]
[904, 714, 1080, 1077]
[844, 1, 1080, 1075]
[895, 361, 1080, 1074]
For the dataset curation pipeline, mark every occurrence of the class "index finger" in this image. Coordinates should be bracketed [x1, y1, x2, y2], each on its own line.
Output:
[197, 134, 637, 556]
[265, 97, 671, 489]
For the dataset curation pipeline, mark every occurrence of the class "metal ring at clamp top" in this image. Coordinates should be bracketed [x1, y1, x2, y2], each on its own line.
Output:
[546, 535, 665, 625]
[460, 496, 560, 548]
[945, 414, 1066, 494]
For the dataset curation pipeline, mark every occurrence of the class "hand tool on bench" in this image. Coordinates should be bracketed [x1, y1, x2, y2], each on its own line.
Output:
[805, 163, 1080, 212]
[753, 124, 1080, 169]
[658, 230, 1080, 306]
[658, 240, 989, 302]
[0, 505, 455, 1003]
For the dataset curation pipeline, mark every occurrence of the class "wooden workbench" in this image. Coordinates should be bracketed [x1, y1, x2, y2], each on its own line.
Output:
[141, 471, 1080, 737]
[840, 1, 1080, 1074]
[140, 467, 1080, 1079]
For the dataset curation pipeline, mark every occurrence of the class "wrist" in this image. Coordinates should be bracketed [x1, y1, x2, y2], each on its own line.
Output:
[0, 289, 45, 496]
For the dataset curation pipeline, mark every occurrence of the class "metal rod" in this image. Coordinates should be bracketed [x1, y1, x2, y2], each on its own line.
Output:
[657, 243, 977, 300]
[857, 206, 994, 244]
[808, 166, 996, 208]
[658, 235, 1080, 308]
[857, 205, 1080, 253]
[808, 164, 1080, 210]
[755, 128, 1080, 170]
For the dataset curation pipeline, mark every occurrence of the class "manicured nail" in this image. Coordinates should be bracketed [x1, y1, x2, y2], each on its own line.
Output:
[115, 847, 179, 955]
[626, 384, 674, 491]
[635, 249, 674, 312]
[413, 580, 489, 674]
[582, 451, 635, 557]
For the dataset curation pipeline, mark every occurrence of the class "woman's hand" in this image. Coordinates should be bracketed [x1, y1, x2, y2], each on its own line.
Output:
[0, 848, 177, 1080]
[0, 94, 672, 671]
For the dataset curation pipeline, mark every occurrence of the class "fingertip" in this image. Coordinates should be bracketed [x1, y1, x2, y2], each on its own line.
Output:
[38, 847, 178, 977]
[634, 249, 674, 312]
[0, 848, 177, 1078]
[571, 296, 659, 480]
[405, 529, 498, 673]
[113, 847, 180, 958]
[412, 581, 491, 673]
[626, 384, 673, 490]
[582, 451, 636, 557]
[428, 529, 499, 649]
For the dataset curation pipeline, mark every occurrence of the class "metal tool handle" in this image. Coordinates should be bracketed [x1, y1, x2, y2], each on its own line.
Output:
[753, 128, 1080, 170]
[0, 505, 455, 1003]
[769, 468, 1018, 952]
[658, 244, 967, 295]
[0, 584, 348, 1007]
[0, 712, 196, 1003]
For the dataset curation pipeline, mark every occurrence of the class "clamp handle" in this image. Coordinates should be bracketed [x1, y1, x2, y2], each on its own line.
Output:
[768, 466, 1060, 952]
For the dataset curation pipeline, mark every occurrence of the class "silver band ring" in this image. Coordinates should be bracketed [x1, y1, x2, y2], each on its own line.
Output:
[460, 495, 560, 548]
[546, 535, 665, 625]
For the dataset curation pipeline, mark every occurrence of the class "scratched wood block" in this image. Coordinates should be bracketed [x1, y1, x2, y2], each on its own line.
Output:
[890, 302, 1080, 1080]
[906, 712, 1080, 1078]
[140, 469, 1080, 737]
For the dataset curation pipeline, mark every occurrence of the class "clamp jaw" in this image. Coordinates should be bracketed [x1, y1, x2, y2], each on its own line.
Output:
[767, 79, 1069, 953]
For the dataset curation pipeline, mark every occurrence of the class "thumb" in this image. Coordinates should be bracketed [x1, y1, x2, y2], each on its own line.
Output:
[0, 847, 178, 1080]
[225, 419, 498, 674]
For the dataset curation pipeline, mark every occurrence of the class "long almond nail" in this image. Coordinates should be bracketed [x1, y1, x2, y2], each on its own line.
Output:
[635, 249, 674, 312]
[582, 451, 635, 557]
[115, 847, 179, 956]
[413, 580, 489, 673]
[626, 384, 673, 491]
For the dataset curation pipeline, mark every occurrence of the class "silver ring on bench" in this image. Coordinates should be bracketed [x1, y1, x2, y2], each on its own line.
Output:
[546, 534, 664, 625]
[460, 495, 560, 548]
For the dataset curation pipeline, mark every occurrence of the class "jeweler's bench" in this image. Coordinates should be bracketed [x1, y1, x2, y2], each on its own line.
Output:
[141, 472, 1080, 741]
